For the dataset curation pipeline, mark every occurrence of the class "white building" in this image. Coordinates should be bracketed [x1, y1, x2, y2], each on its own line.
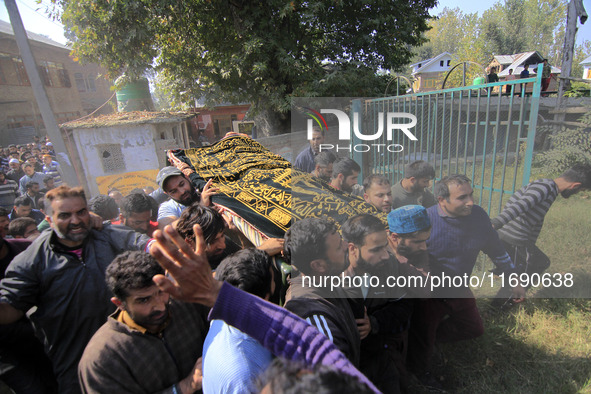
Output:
[61, 112, 193, 196]
[581, 55, 591, 80]
[410, 52, 453, 92]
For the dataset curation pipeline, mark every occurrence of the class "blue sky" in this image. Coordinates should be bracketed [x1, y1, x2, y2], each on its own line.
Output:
[1, 0, 590, 47]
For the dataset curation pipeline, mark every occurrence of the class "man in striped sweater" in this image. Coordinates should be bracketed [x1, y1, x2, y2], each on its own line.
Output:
[491, 165, 591, 293]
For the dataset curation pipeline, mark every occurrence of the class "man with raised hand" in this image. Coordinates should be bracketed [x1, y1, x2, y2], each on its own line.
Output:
[149, 223, 379, 393]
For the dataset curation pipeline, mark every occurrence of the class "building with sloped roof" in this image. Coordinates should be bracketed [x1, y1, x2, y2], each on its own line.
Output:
[580, 55, 591, 80]
[410, 52, 453, 92]
[0, 20, 114, 144]
[488, 51, 561, 92]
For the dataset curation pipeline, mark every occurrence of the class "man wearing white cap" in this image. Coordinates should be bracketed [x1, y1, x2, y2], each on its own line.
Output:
[6, 159, 24, 184]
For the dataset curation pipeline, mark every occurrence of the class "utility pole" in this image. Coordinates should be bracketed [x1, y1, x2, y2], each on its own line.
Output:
[557, 0, 588, 99]
[4, 0, 79, 187]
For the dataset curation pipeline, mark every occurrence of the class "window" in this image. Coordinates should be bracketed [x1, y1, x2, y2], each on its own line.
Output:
[38, 61, 52, 86]
[440, 60, 444, 67]
[87, 74, 96, 92]
[447, 60, 451, 66]
[75, 73, 86, 92]
[58, 65, 71, 88]
[13, 57, 30, 86]
[97, 144, 126, 173]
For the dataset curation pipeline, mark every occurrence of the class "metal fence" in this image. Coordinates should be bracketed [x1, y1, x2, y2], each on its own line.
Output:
[353, 64, 544, 217]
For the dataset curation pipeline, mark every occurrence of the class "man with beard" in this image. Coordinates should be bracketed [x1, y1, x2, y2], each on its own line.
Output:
[311, 151, 337, 182]
[391, 160, 437, 210]
[491, 164, 591, 305]
[156, 166, 217, 228]
[294, 126, 326, 173]
[387, 205, 432, 298]
[117, 193, 158, 236]
[329, 158, 361, 193]
[6, 159, 24, 184]
[79, 251, 208, 394]
[283, 217, 361, 367]
[341, 214, 413, 394]
[0, 186, 152, 393]
[362, 175, 392, 213]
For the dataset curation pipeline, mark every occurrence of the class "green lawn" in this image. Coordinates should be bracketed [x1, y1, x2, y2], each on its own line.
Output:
[427, 193, 591, 393]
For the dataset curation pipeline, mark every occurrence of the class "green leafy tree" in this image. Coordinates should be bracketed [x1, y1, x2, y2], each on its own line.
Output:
[56, 0, 436, 135]
[413, 0, 573, 86]
[535, 109, 591, 175]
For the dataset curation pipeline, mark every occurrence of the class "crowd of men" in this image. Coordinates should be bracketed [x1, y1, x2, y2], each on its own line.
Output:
[0, 131, 589, 394]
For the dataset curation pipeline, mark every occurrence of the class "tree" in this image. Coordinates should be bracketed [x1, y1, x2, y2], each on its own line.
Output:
[56, 0, 437, 136]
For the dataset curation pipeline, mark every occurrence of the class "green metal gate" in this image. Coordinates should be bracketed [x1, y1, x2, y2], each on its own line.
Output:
[353, 64, 543, 217]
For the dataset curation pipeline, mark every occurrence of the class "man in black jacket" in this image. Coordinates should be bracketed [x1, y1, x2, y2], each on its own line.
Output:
[342, 214, 413, 394]
[283, 217, 361, 367]
[0, 185, 152, 394]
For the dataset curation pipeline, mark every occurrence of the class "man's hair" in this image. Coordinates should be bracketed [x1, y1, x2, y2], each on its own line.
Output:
[341, 214, 387, 246]
[106, 251, 164, 301]
[310, 125, 325, 136]
[8, 217, 36, 237]
[315, 151, 337, 167]
[362, 174, 390, 193]
[44, 186, 86, 216]
[331, 158, 361, 180]
[259, 358, 374, 394]
[560, 164, 591, 189]
[129, 187, 146, 195]
[215, 248, 272, 299]
[120, 193, 152, 218]
[37, 197, 45, 212]
[435, 174, 471, 200]
[404, 160, 435, 180]
[0, 207, 9, 218]
[283, 217, 337, 275]
[176, 203, 227, 244]
[88, 195, 119, 221]
[147, 195, 159, 221]
[43, 176, 53, 185]
[25, 181, 39, 191]
[14, 195, 32, 208]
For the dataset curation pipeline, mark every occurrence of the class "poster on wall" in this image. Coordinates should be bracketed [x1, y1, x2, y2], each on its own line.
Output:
[96, 169, 159, 195]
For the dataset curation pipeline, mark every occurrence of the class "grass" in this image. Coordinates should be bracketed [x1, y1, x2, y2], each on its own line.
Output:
[425, 193, 591, 393]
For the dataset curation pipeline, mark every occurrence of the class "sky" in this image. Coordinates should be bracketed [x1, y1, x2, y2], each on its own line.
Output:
[0, 0, 590, 47]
